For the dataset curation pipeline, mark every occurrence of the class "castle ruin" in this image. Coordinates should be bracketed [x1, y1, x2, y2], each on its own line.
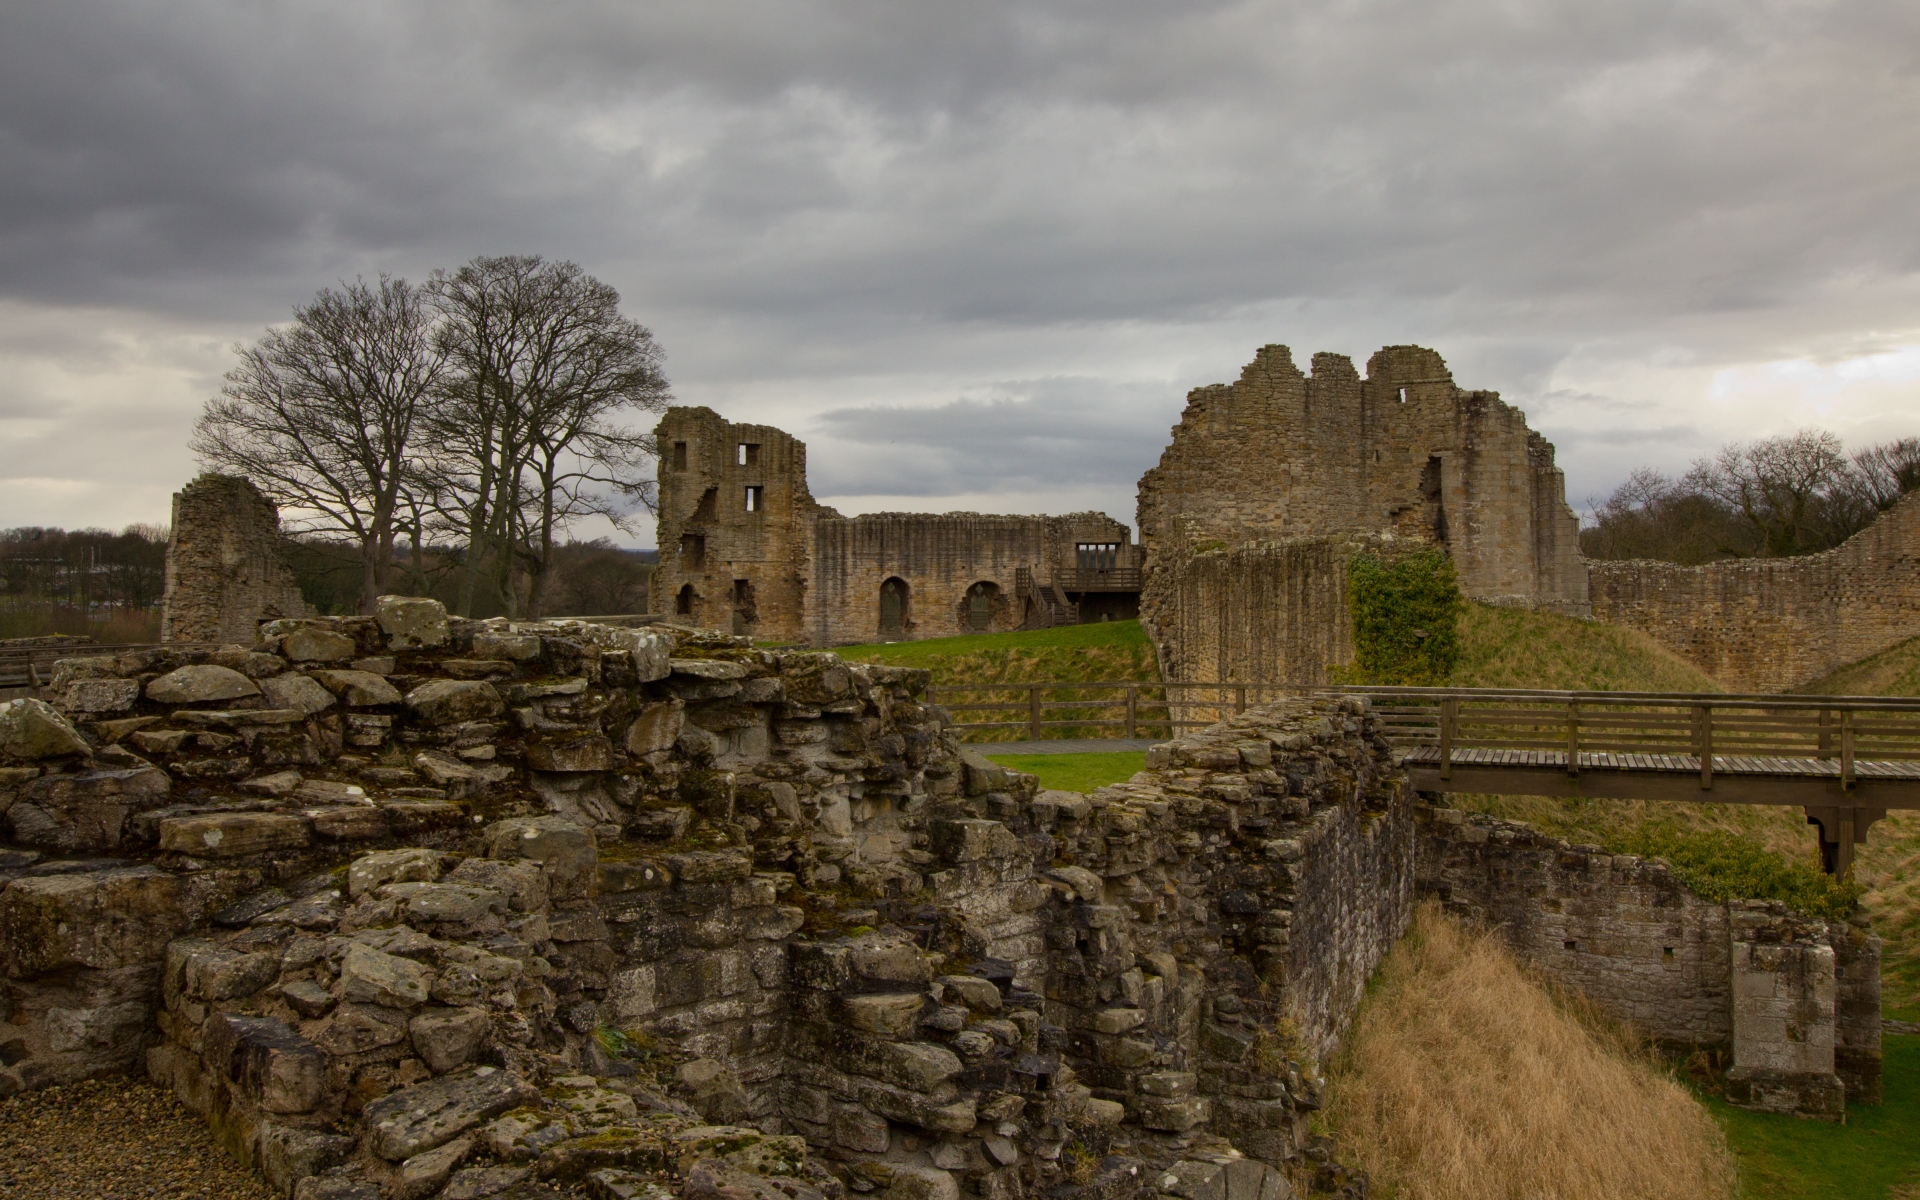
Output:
[161, 474, 314, 644]
[652, 408, 1145, 646]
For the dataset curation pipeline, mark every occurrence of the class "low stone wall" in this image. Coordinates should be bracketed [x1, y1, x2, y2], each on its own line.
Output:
[1417, 806, 1880, 1116]
[1587, 492, 1920, 692]
[0, 604, 1413, 1200]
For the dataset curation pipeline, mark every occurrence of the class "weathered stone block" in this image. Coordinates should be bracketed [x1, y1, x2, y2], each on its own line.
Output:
[260, 673, 337, 715]
[377, 596, 450, 649]
[361, 1066, 539, 1160]
[184, 945, 281, 1001]
[63, 678, 140, 714]
[0, 866, 186, 976]
[410, 1006, 491, 1073]
[0, 699, 91, 761]
[12, 766, 170, 852]
[483, 815, 598, 900]
[340, 942, 433, 1008]
[205, 1014, 325, 1113]
[309, 670, 403, 707]
[147, 665, 261, 705]
[842, 993, 926, 1036]
[527, 735, 613, 773]
[349, 847, 445, 898]
[283, 628, 357, 662]
[159, 812, 310, 858]
[406, 680, 505, 727]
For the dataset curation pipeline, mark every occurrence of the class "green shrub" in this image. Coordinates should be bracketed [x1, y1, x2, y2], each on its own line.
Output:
[1607, 826, 1859, 920]
[1346, 549, 1464, 686]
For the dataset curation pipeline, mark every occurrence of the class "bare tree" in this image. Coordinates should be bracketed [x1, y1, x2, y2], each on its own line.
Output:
[1684, 430, 1859, 558]
[192, 277, 446, 612]
[424, 256, 670, 618]
[1851, 436, 1920, 512]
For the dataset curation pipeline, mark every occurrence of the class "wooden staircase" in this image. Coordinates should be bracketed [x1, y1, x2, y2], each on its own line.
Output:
[1014, 567, 1078, 630]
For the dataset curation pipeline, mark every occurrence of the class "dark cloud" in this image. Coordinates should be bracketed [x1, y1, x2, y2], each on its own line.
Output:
[1, 0, 1917, 536]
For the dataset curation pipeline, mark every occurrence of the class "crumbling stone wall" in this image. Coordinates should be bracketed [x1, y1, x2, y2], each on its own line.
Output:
[1588, 492, 1920, 692]
[162, 474, 314, 644]
[3, 603, 1414, 1200]
[1139, 533, 1363, 692]
[1136, 344, 1587, 617]
[652, 407, 1141, 646]
[1418, 806, 1880, 1116]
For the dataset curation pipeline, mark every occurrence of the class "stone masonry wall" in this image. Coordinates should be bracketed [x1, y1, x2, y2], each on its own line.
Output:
[807, 512, 1134, 647]
[652, 407, 1142, 648]
[1418, 806, 1880, 1116]
[0, 606, 1414, 1200]
[1138, 534, 1362, 693]
[1588, 492, 1920, 692]
[1135, 344, 1588, 617]
[162, 474, 314, 644]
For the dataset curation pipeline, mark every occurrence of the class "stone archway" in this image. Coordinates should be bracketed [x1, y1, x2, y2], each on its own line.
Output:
[879, 577, 910, 637]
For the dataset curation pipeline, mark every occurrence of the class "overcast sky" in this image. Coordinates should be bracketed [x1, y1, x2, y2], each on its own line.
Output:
[3, 0, 1918, 547]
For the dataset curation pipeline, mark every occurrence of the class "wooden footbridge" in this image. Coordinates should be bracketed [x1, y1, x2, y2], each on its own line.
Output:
[928, 677, 1920, 877]
[1338, 686, 1920, 877]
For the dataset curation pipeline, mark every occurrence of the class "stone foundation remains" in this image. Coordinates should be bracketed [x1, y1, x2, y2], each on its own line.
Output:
[162, 474, 314, 644]
[1588, 493, 1920, 692]
[0, 600, 1425, 1200]
[1417, 806, 1880, 1116]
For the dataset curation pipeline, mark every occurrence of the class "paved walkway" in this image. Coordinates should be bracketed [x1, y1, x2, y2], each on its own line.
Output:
[969, 738, 1160, 755]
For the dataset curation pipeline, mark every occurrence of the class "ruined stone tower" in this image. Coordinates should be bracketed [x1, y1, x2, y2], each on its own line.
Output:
[1137, 344, 1589, 614]
[160, 473, 313, 642]
[653, 407, 819, 640]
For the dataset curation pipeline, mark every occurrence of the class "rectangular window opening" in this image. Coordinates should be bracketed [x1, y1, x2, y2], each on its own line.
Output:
[745, 485, 764, 512]
[679, 534, 706, 569]
[673, 442, 688, 471]
[1076, 542, 1121, 571]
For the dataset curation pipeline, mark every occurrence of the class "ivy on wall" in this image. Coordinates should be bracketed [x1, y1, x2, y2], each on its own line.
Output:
[1346, 549, 1464, 686]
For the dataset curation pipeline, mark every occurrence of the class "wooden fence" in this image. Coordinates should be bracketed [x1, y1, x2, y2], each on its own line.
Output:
[924, 680, 1291, 741]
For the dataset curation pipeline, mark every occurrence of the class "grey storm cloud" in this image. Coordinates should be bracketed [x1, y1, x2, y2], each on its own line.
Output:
[2, 0, 1918, 537]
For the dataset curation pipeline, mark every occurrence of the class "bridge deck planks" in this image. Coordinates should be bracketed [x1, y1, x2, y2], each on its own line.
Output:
[1400, 744, 1920, 780]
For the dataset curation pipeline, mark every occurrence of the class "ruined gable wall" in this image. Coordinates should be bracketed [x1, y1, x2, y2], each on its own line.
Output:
[161, 474, 313, 643]
[807, 512, 1132, 646]
[1136, 343, 1588, 617]
[654, 407, 820, 642]
[1587, 493, 1920, 692]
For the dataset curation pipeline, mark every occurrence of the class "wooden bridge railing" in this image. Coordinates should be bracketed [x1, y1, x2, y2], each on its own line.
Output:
[924, 680, 1290, 741]
[1318, 685, 1920, 788]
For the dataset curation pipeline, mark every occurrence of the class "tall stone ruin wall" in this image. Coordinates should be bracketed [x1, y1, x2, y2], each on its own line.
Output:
[0, 605, 1419, 1200]
[162, 474, 314, 644]
[1136, 344, 1587, 618]
[1588, 492, 1920, 692]
[1138, 534, 1361, 692]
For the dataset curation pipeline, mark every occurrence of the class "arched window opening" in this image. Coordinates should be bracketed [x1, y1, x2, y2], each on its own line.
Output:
[965, 581, 998, 632]
[879, 577, 909, 637]
[676, 584, 697, 617]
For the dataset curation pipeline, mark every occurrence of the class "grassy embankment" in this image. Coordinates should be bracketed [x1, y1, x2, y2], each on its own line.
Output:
[1326, 904, 1920, 1200]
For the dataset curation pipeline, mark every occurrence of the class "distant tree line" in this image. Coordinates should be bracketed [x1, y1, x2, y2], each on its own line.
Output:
[194, 254, 672, 619]
[284, 536, 656, 618]
[0, 525, 169, 641]
[1581, 430, 1920, 564]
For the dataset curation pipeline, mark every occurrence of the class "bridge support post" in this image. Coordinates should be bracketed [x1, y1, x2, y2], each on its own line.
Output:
[1804, 806, 1886, 878]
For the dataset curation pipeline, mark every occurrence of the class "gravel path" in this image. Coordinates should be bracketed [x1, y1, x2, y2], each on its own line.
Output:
[0, 1075, 274, 1200]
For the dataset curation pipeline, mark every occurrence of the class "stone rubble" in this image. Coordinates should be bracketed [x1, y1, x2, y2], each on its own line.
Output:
[0, 599, 1411, 1199]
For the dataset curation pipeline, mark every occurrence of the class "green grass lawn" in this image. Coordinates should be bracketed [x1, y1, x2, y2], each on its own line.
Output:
[1704, 1035, 1920, 1199]
[982, 750, 1146, 794]
[835, 617, 1153, 663]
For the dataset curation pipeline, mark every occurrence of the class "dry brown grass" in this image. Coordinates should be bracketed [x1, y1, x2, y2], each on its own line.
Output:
[1323, 903, 1735, 1200]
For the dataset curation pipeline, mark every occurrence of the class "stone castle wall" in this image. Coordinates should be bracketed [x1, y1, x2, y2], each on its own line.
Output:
[1418, 806, 1880, 1113]
[1136, 344, 1587, 617]
[0, 603, 1425, 1200]
[1588, 493, 1920, 692]
[653, 407, 1139, 647]
[161, 474, 313, 643]
[807, 512, 1133, 647]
